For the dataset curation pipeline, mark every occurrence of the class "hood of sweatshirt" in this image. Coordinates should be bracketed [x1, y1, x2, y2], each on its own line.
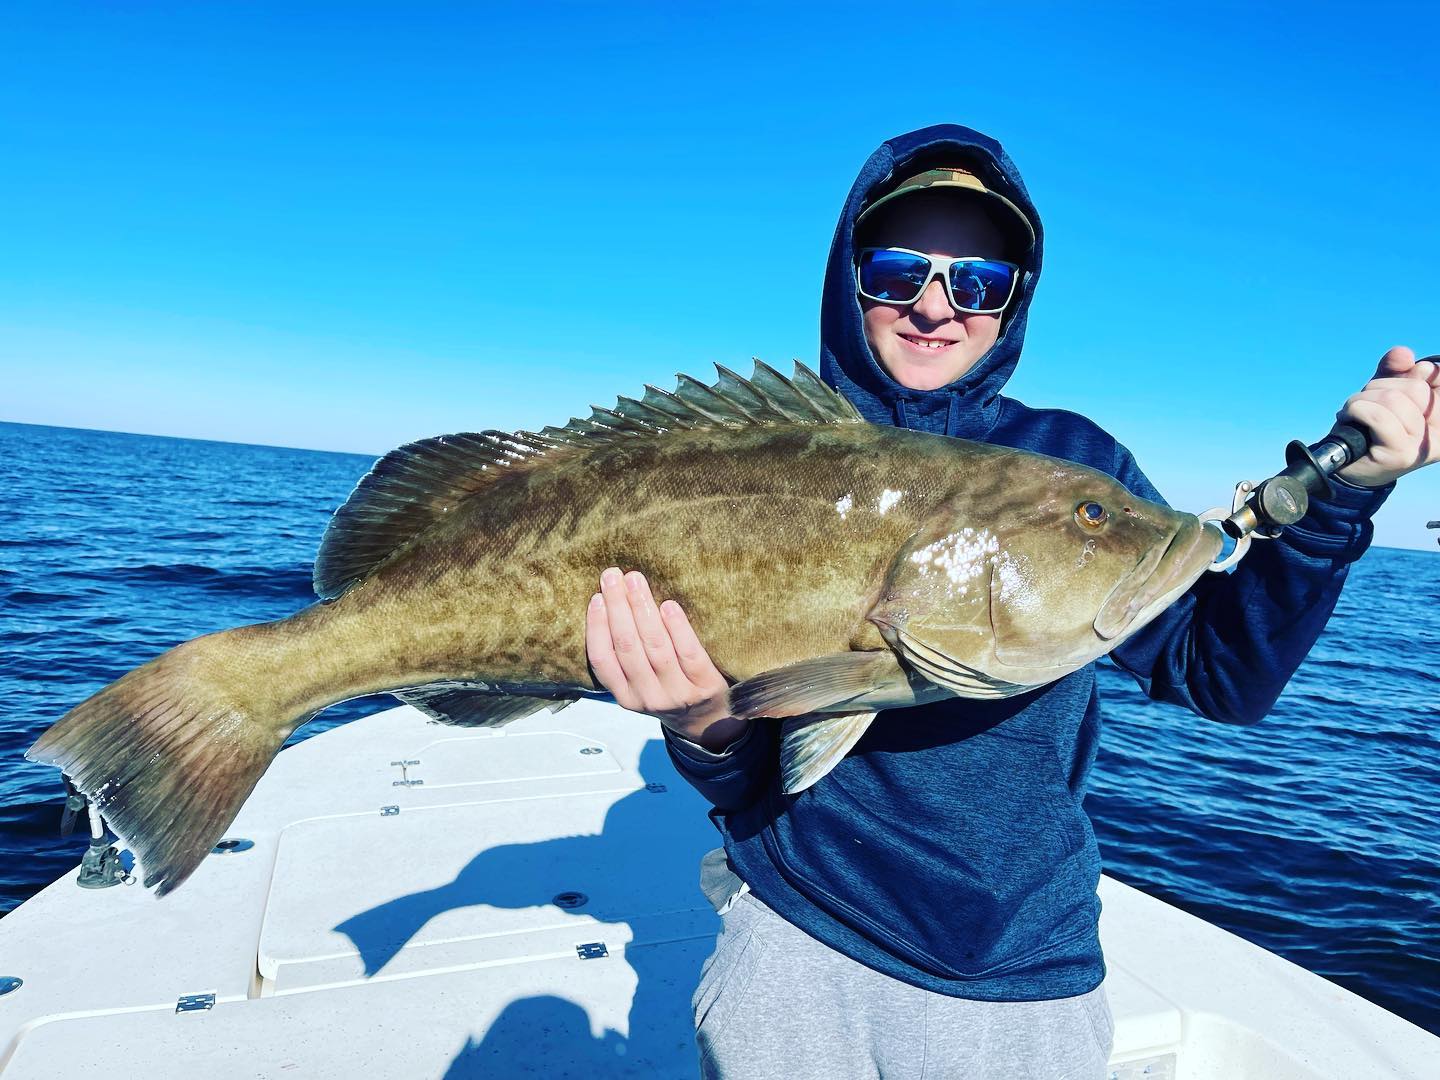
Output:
[819, 124, 1044, 441]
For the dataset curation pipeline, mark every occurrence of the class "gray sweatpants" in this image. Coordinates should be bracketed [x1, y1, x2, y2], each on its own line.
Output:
[691, 888, 1114, 1080]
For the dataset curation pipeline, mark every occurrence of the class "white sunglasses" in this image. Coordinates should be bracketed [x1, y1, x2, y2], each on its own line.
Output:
[855, 247, 1021, 315]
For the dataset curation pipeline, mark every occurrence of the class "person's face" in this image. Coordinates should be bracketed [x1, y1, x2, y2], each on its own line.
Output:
[859, 195, 1012, 391]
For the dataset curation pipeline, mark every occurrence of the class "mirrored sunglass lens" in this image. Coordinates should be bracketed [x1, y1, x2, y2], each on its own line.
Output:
[858, 250, 931, 302]
[947, 260, 1015, 311]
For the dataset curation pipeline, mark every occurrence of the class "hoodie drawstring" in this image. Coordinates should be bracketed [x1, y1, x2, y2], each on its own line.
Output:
[945, 393, 961, 437]
[895, 395, 965, 435]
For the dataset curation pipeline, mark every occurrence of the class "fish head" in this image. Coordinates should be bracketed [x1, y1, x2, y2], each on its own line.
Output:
[871, 458, 1223, 696]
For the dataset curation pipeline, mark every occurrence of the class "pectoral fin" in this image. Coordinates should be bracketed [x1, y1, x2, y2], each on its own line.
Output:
[726, 651, 916, 720]
[780, 712, 878, 794]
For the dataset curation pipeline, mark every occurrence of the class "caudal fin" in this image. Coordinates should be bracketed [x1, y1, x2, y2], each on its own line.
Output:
[24, 626, 306, 897]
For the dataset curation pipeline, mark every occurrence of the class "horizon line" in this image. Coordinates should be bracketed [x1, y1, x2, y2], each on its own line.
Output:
[3, 417, 1434, 556]
[0, 417, 382, 460]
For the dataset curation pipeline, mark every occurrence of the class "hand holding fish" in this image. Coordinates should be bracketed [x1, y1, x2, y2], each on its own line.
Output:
[586, 567, 750, 751]
[1335, 346, 1440, 488]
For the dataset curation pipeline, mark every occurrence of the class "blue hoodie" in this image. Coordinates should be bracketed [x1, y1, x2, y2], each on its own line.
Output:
[665, 124, 1391, 1001]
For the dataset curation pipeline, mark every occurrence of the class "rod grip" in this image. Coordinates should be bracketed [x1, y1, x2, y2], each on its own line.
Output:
[1324, 422, 1371, 465]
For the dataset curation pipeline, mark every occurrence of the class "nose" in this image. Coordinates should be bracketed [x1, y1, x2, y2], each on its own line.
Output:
[912, 277, 952, 323]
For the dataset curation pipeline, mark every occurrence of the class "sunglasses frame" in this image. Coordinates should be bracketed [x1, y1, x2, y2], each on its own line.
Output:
[855, 247, 1021, 315]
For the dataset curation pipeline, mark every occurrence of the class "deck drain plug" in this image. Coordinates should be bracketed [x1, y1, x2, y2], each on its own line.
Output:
[212, 838, 254, 854]
[553, 891, 588, 909]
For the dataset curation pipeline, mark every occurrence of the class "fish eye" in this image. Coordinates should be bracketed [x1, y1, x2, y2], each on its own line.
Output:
[1075, 501, 1108, 529]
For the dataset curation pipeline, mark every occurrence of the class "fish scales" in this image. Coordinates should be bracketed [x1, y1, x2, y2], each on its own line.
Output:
[302, 424, 963, 698]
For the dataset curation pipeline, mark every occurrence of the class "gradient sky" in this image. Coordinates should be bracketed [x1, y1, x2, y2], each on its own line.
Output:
[2, 2, 1437, 548]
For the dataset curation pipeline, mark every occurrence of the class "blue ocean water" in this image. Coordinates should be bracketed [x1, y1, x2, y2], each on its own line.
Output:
[1, 420, 1436, 1035]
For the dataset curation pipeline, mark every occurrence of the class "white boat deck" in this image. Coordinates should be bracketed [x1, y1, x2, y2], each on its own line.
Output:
[1, 701, 1436, 1078]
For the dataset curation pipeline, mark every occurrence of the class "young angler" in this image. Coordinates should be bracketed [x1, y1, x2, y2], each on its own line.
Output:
[585, 125, 1435, 1078]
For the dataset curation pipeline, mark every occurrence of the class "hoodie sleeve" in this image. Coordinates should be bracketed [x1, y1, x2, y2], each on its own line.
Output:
[661, 720, 779, 811]
[1107, 444, 1390, 725]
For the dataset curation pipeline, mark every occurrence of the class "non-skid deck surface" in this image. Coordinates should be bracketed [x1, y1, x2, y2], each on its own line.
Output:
[4, 702, 1439, 1079]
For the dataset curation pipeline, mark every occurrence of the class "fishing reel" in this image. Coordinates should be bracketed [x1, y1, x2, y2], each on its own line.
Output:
[1201, 424, 1372, 573]
[1203, 352, 1440, 570]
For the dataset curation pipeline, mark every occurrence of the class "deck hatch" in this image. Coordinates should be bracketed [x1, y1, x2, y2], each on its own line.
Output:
[259, 789, 717, 991]
[414, 731, 620, 787]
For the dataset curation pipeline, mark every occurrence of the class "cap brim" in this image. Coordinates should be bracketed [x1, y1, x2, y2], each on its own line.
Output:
[857, 183, 1036, 252]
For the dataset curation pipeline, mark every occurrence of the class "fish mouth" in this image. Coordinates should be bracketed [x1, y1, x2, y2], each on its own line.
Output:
[1093, 517, 1224, 641]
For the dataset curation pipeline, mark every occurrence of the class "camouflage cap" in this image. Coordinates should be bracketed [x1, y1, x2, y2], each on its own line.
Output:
[857, 166, 1036, 253]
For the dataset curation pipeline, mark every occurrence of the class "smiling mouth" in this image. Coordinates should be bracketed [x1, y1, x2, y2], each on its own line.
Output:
[899, 334, 957, 350]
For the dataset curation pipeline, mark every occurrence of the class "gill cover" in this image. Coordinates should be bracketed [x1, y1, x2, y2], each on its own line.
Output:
[869, 510, 1032, 699]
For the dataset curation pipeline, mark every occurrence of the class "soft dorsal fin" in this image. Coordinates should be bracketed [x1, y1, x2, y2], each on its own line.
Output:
[312, 430, 566, 599]
[314, 361, 863, 600]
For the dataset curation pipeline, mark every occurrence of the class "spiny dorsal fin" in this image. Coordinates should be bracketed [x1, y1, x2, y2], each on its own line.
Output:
[314, 361, 863, 599]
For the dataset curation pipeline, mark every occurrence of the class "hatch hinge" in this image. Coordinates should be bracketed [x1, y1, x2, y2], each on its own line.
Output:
[176, 992, 216, 1013]
[576, 942, 609, 960]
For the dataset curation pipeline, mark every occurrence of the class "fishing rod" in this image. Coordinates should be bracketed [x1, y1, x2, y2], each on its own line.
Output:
[1204, 354, 1437, 571]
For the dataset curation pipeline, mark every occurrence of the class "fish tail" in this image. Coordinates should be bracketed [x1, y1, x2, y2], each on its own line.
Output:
[24, 622, 311, 897]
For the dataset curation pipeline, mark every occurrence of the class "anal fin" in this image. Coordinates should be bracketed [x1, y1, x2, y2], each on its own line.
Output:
[395, 686, 576, 728]
[780, 712, 877, 794]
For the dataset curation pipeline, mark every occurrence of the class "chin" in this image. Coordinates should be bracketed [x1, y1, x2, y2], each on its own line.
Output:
[880, 349, 976, 391]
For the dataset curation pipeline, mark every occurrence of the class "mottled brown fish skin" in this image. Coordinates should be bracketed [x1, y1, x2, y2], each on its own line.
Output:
[267, 423, 1015, 717]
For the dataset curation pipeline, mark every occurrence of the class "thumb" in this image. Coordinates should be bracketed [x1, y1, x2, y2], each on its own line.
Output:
[1373, 344, 1416, 379]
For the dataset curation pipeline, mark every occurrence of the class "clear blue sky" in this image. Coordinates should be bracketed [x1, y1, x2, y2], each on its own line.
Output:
[2, 2, 1437, 548]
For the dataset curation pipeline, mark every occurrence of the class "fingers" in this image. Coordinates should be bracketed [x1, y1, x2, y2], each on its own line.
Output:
[586, 590, 632, 702]
[1336, 348, 1440, 486]
[659, 597, 726, 687]
[623, 570, 690, 696]
[598, 566, 665, 707]
[1413, 355, 1440, 391]
[1372, 345, 1416, 380]
[1359, 375, 1432, 410]
[584, 565, 731, 724]
[1351, 385, 1428, 441]
[1341, 397, 1417, 469]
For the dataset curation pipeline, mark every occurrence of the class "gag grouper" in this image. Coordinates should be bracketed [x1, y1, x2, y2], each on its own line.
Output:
[25, 362, 1222, 896]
